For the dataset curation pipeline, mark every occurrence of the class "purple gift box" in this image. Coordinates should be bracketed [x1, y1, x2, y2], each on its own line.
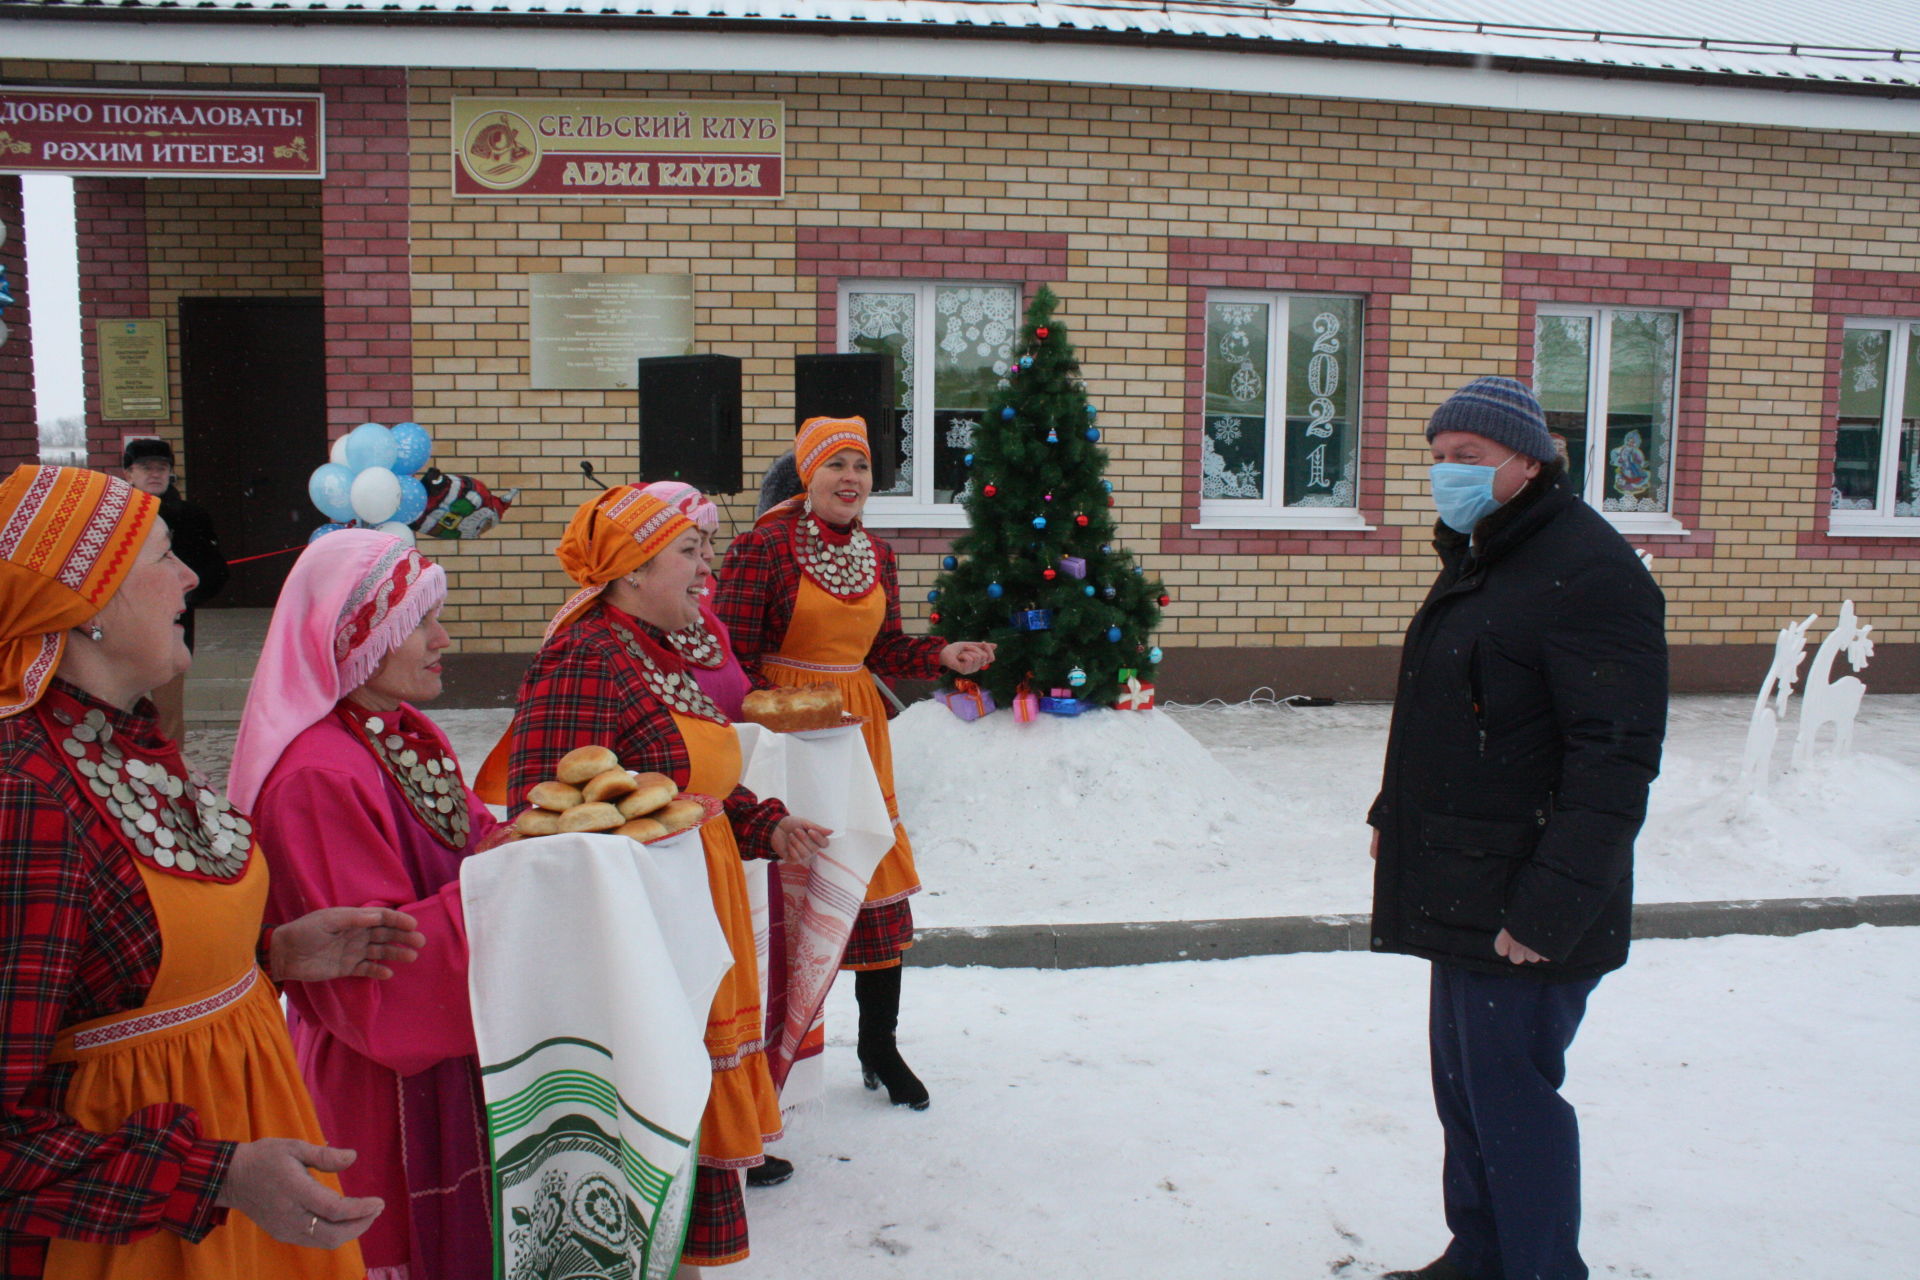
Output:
[1058, 556, 1087, 579]
[934, 683, 996, 722]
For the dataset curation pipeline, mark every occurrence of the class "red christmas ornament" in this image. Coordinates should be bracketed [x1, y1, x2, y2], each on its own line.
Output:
[1107, 494, 1117, 507]
[1036, 326, 1049, 339]
[930, 611, 942, 625]
[1158, 594, 1170, 606]
[1075, 513, 1090, 527]
[1043, 568, 1057, 581]
[984, 483, 998, 497]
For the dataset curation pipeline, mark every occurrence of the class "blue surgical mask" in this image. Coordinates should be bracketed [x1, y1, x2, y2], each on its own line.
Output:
[1428, 453, 1517, 534]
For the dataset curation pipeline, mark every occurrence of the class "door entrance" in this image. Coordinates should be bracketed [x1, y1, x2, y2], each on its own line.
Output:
[179, 297, 326, 607]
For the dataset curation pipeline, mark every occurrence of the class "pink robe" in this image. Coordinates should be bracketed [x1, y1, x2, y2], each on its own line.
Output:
[252, 709, 499, 1280]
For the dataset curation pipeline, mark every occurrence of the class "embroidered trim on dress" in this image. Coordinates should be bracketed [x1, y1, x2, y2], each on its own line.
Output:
[793, 513, 877, 600]
[43, 693, 254, 882]
[72, 968, 258, 1051]
[606, 619, 729, 724]
[339, 704, 471, 851]
[762, 654, 864, 675]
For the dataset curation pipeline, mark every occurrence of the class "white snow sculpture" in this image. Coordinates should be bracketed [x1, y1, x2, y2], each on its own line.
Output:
[1793, 600, 1875, 767]
[1740, 613, 1814, 794]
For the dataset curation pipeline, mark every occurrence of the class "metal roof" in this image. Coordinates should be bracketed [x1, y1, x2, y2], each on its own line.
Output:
[6, 0, 1919, 92]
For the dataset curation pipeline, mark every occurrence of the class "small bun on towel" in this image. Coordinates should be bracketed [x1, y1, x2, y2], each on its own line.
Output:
[558, 802, 625, 834]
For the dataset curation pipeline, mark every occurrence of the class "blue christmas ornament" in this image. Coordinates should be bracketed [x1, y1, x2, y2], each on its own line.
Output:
[1103, 586, 1117, 600]
[1086, 404, 1098, 419]
[1019, 354, 1033, 370]
[942, 555, 958, 570]
[1001, 407, 1015, 420]
[1100, 544, 1111, 554]
[1068, 666, 1087, 688]
[1107, 627, 1122, 642]
[927, 589, 941, 603]
[1149, 646, 1164, 664]
[963, 453, 974, 467]
[1102, 480, 1113, 492]
[1086, 427, 1101, 443]
[1032, 516, 1047, 530]
[987, 582, 1004, 599]
[1046, 427, 1059, 444]
[1083, 585, 1095, 597]
[1133, 565, 1145, 575]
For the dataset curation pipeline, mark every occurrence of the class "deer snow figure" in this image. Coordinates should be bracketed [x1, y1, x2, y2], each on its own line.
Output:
[1793, 600, 1875, 768]
[1740, 613, 1814, 794]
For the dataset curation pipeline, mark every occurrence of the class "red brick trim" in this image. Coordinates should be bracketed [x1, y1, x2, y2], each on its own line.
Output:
[1160, 237, 1415, 556]
[321, 67, 413, 434]
[1799, 269, 1920, 561]
[797, 226, 1070, 351]
[1502, 253, 1730, 560]
[0, 178, 35, 470]
[75, 178, 156, 469]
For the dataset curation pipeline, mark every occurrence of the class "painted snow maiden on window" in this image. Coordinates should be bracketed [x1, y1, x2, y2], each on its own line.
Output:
[229, 529, 504, 1280]
[487, 486, 832, 1269]
[1366, 380, 1668, 1280]
[0, 465, 422, 1279]
[716, 416, 996, 1112]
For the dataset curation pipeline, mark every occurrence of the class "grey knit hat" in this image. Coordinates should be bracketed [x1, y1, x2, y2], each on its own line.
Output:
[1425, 376, 1557, 463]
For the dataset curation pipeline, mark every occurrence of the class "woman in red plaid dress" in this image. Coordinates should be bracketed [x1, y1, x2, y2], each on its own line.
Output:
[716, 417, 994, 1112]
[488, 486, 829, 1269]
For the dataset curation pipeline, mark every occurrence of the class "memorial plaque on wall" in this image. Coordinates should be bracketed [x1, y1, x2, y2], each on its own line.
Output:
[98, 319, 169, 420]
[530, 273, 695, 390]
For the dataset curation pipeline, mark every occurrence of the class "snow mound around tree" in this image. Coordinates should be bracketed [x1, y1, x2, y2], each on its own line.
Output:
[891, 700, 1361, 927]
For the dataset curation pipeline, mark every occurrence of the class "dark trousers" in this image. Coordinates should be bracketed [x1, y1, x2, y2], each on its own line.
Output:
[1429, 961, 1600, 1280]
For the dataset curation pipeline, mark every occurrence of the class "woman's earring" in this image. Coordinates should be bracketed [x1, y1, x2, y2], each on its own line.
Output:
[85, 622, 104, 642]
[803, 495, 814, 517]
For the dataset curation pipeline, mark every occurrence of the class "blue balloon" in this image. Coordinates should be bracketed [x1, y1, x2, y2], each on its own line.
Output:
[391, 473, 430, 526]
[343, 422, 399, 473]
[308, 463, 357, 522]
[308, 522, 347, 543]
[390, 421, 432, 473]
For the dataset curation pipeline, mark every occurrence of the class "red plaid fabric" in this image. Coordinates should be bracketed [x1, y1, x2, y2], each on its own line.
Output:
[714, 510, 946, 688]
[505, 604, 787, 857]
[681, 1164, 748, 1266]
[0, 682, 233, 1278]
[839, 899, 915, 970]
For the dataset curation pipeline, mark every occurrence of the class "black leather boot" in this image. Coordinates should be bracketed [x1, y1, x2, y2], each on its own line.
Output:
[854, 965, 929, 1110]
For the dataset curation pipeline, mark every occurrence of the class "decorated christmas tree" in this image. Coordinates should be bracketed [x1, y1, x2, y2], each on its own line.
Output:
[929, 286, 1166, 711]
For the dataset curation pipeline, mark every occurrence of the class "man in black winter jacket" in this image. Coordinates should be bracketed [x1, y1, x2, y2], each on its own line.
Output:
[1369, 377, 1668, 1280]
[122, 437, 229, 742]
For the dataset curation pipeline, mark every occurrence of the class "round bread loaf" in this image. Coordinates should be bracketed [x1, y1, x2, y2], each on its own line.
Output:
[558, 801, 624, 833]
[557, 745, 620, 785]
[582, 768, 640, 804]
[652, 798, 707, 832]
[617, 774, 678, 818]
[514, 808, 562, 837]
[739, 683, 845, 733]
[527, 780, 584, 811]
[616, 816, 668, 842]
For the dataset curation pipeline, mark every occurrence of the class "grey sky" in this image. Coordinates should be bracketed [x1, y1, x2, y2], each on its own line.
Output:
[21, 175, 83, 427]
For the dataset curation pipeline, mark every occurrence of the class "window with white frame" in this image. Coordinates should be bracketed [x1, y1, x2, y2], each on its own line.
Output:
[1533, 307, 1681, 528]
[1832, 319, 1920, 529]
[838, 281, 1021, 524]
[1199, 291, 1364, 525]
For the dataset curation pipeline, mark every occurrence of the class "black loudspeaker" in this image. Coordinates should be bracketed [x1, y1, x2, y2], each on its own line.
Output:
[636, 354, 743, 493]
[795, 352, 898, 493]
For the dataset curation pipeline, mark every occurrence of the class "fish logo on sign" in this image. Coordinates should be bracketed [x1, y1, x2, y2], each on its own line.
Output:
[460, 110, 539, 190]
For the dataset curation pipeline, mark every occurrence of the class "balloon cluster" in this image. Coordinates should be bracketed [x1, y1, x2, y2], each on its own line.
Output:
[307, 421, 435, 546]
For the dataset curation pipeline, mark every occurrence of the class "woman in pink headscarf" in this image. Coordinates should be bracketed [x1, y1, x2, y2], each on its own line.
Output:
[642, 480, 754, 721]
[228, 530, 502, 1280]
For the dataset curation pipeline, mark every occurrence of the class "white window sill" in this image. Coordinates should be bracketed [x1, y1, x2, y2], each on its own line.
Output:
[862, 504, 969, 530]
[1603, 513, 1690, 537]
[1193, 509, 1374, 533]
[1828, 516, 1920, 537]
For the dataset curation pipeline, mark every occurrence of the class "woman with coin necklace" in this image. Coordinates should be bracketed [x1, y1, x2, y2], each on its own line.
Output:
[0, 467, 420, 1280]
[229, 529, 503, 1280]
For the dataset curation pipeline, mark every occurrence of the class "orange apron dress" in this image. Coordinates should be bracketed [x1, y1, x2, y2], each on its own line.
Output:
[671, 711, 783, 1178]
[762, 574, 921, 917]
[46, 850, 361, 1280]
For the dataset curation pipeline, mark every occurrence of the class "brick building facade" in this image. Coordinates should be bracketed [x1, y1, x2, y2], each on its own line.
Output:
[2, 4, 1917, 696]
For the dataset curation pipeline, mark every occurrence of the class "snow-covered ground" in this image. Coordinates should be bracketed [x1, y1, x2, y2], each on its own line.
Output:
[730, 926, 1919, 1278]
[190, 693, 1920, 925]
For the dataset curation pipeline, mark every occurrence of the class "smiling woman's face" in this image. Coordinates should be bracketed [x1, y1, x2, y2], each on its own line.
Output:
[807, 449, 872, 525]
[87, 518, 199, 696]
[353, 607, 451, 711]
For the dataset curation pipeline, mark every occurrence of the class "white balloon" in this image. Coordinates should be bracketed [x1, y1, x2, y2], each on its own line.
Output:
[349, 466, 402, 524]
[330, 434, 352, 467]
[375, 521, 417, 547]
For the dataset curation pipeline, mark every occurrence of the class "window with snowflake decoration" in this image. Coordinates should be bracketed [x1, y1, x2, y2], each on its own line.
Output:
[1830, 318, 1920, 528]
[840, 280, 1020, 521]
[1534, 307, 1681, 523]
[1200, 292, 1363, 522]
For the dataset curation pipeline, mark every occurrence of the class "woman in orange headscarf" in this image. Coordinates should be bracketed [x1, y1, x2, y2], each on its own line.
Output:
[716, 418, 995, 1111]
[0, 465, 423, 1279]
[480, 486, 830, 1269]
